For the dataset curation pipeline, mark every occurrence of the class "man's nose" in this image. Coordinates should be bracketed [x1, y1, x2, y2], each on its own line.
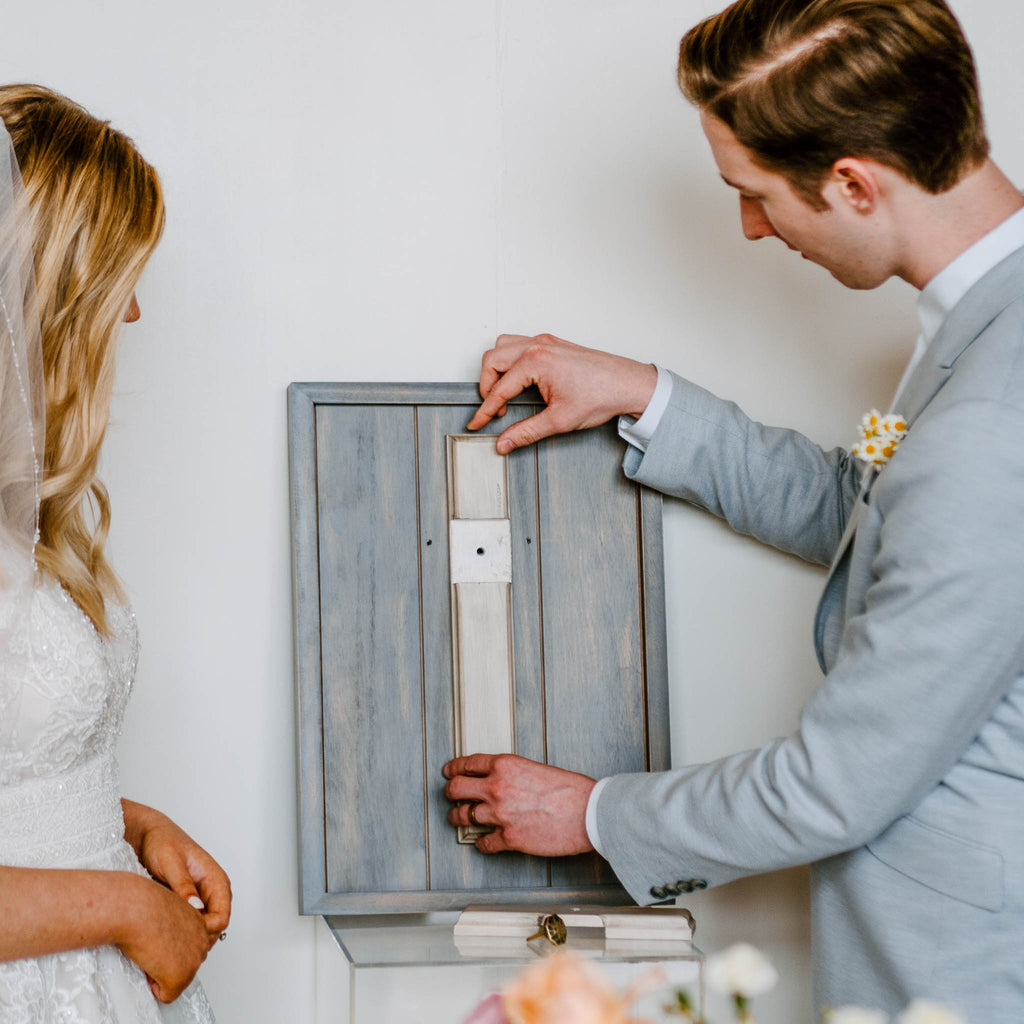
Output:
[739, 196, 776, 241]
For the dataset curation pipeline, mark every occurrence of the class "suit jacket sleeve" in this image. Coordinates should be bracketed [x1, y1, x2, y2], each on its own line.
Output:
[600, 370, 1024, 905]
[622, 372, 862, 566]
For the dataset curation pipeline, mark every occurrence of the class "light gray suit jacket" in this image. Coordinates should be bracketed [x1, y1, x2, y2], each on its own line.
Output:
[597, 244, 1024, 1019]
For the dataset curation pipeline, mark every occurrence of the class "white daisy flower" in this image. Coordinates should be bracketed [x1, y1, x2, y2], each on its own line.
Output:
[852, 410, 907, 468]
[860, 409, 884, 437]
[706, 943, 778, 998]
[881, 413, 908, 436]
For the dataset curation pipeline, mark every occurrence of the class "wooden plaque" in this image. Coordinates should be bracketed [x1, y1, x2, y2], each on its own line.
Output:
[288, 382, 669, 914]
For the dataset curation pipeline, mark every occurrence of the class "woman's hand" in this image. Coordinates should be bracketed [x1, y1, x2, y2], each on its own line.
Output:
[122, 800, 231, 943]
[115, 874, 212, 1003]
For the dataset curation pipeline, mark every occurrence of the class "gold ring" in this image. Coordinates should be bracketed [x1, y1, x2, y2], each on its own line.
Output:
[467, 802, 481, 827]
[526, 914, 567, 946]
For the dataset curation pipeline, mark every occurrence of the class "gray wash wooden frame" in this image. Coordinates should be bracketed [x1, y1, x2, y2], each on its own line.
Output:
[288, 382, 669, 915]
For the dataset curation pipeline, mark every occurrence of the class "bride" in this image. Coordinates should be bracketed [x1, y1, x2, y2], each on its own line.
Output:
[0, 85, 230, 1021]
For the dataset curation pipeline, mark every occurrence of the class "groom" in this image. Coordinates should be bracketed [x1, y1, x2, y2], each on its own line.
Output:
[443, 0, 1024, 1019]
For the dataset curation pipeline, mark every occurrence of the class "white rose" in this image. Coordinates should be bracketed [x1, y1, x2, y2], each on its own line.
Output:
[825, 1007, 889, 1024]
[705, 943, 778, 998]
[895, 1000, 966, 1024]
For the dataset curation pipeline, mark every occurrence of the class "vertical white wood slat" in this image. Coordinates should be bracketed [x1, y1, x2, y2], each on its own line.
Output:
[447, 435, 516, 844]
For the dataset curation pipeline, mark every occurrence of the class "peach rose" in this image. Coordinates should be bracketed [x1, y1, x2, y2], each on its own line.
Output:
[502, 951, 652, 1024]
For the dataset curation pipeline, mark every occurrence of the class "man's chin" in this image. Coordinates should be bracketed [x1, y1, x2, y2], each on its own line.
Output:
[826, 265, 888, 291]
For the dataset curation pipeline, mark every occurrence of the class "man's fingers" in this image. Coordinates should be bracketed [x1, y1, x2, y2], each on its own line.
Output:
[476, 830, 509, 854]
[446, 800, 496, 829]
[468, 365, 537, 432]
[444, 774, 490, 804]
[494, 407, 567, 454]
[477, 334, 534, 400]
[443, 753, 496, 778]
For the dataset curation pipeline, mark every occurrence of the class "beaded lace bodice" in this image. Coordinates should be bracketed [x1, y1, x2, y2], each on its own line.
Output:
[0, 576, 214, 1024]
[0, 578, 137, 790]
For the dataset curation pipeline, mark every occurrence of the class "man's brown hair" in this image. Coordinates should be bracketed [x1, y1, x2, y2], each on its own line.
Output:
[679, 0, 989, 209]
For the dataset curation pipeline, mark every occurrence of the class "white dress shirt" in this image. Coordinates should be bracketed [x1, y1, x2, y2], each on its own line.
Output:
[586, 203, 1024, 861]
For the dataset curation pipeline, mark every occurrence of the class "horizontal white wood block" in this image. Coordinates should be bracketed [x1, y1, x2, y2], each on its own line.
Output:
[449, 519, 512, 584]
[454, 904, 694, 941]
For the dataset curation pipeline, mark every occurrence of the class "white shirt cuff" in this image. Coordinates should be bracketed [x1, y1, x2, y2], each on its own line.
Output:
[617, 365, 672, 452]
[584, 776, 611, 858]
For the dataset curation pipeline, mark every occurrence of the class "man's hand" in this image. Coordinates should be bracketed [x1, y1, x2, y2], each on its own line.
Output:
[122, 800, 231, 944]
[442, 753, 596, 856]
[468, 333, 658, 453]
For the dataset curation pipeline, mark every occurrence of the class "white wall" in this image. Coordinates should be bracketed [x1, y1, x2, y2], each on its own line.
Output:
[1, 2, 1021, 1021]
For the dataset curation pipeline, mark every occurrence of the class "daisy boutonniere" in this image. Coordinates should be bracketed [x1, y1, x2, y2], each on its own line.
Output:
[850, 409, 908, 469]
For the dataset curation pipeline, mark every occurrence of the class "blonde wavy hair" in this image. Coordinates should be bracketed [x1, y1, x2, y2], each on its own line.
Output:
[0, 85, 165, 635]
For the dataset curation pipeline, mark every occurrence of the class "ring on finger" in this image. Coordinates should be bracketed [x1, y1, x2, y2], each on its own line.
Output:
[467, 802, 482, 827]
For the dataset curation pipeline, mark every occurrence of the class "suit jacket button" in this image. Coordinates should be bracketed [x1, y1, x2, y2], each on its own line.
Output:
[650, 885, 667, 899]
[691, 878, 707, 890]
[676, 879, 694, 893]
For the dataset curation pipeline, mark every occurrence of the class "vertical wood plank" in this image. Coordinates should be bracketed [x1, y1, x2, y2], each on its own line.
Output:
[418, 405, 547, 891]
[448, 435, 516, 842]
[316, 404, 427, 893]
[452, 583, 515, 756]
[538, 424, 648, 888]
[507, 429, 546, 770]
[641, 490, 671, 773]
[288, 385, 328, 912]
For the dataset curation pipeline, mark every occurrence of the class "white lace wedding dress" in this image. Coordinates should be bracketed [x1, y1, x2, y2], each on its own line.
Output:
[0, 575, 215, 1023]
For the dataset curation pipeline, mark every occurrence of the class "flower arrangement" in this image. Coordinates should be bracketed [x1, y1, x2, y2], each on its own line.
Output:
[850, 409, 907, 469]
[462, 944, 968, 1024]
[462, 950, 657, 1024]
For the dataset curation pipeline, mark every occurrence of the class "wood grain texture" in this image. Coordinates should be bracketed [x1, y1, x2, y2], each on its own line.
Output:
[641, 489, 670, 773]
[288, 383, 669, 914]
[537, 425, 648, 889]
[310, 884, 630, 915]
[452, 583, 515, 756]
[316, 403, 428, 893]
[418, 404, 546, 891]
[447, 434, 509, 519]
[288, 385, 328, 911]
[448, 435, 516, 843]
[452, 583, 515, 844]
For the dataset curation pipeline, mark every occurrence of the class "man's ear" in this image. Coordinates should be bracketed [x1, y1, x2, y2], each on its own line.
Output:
[829, 158, 880, 213]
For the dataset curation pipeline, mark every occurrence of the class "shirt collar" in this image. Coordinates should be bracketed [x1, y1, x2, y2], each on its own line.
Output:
[917, 204, 1024, 345]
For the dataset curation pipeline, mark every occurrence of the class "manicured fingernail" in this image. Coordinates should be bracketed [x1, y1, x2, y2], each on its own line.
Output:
[188, 895, 205, 910]
[497, 440, 512, 455]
